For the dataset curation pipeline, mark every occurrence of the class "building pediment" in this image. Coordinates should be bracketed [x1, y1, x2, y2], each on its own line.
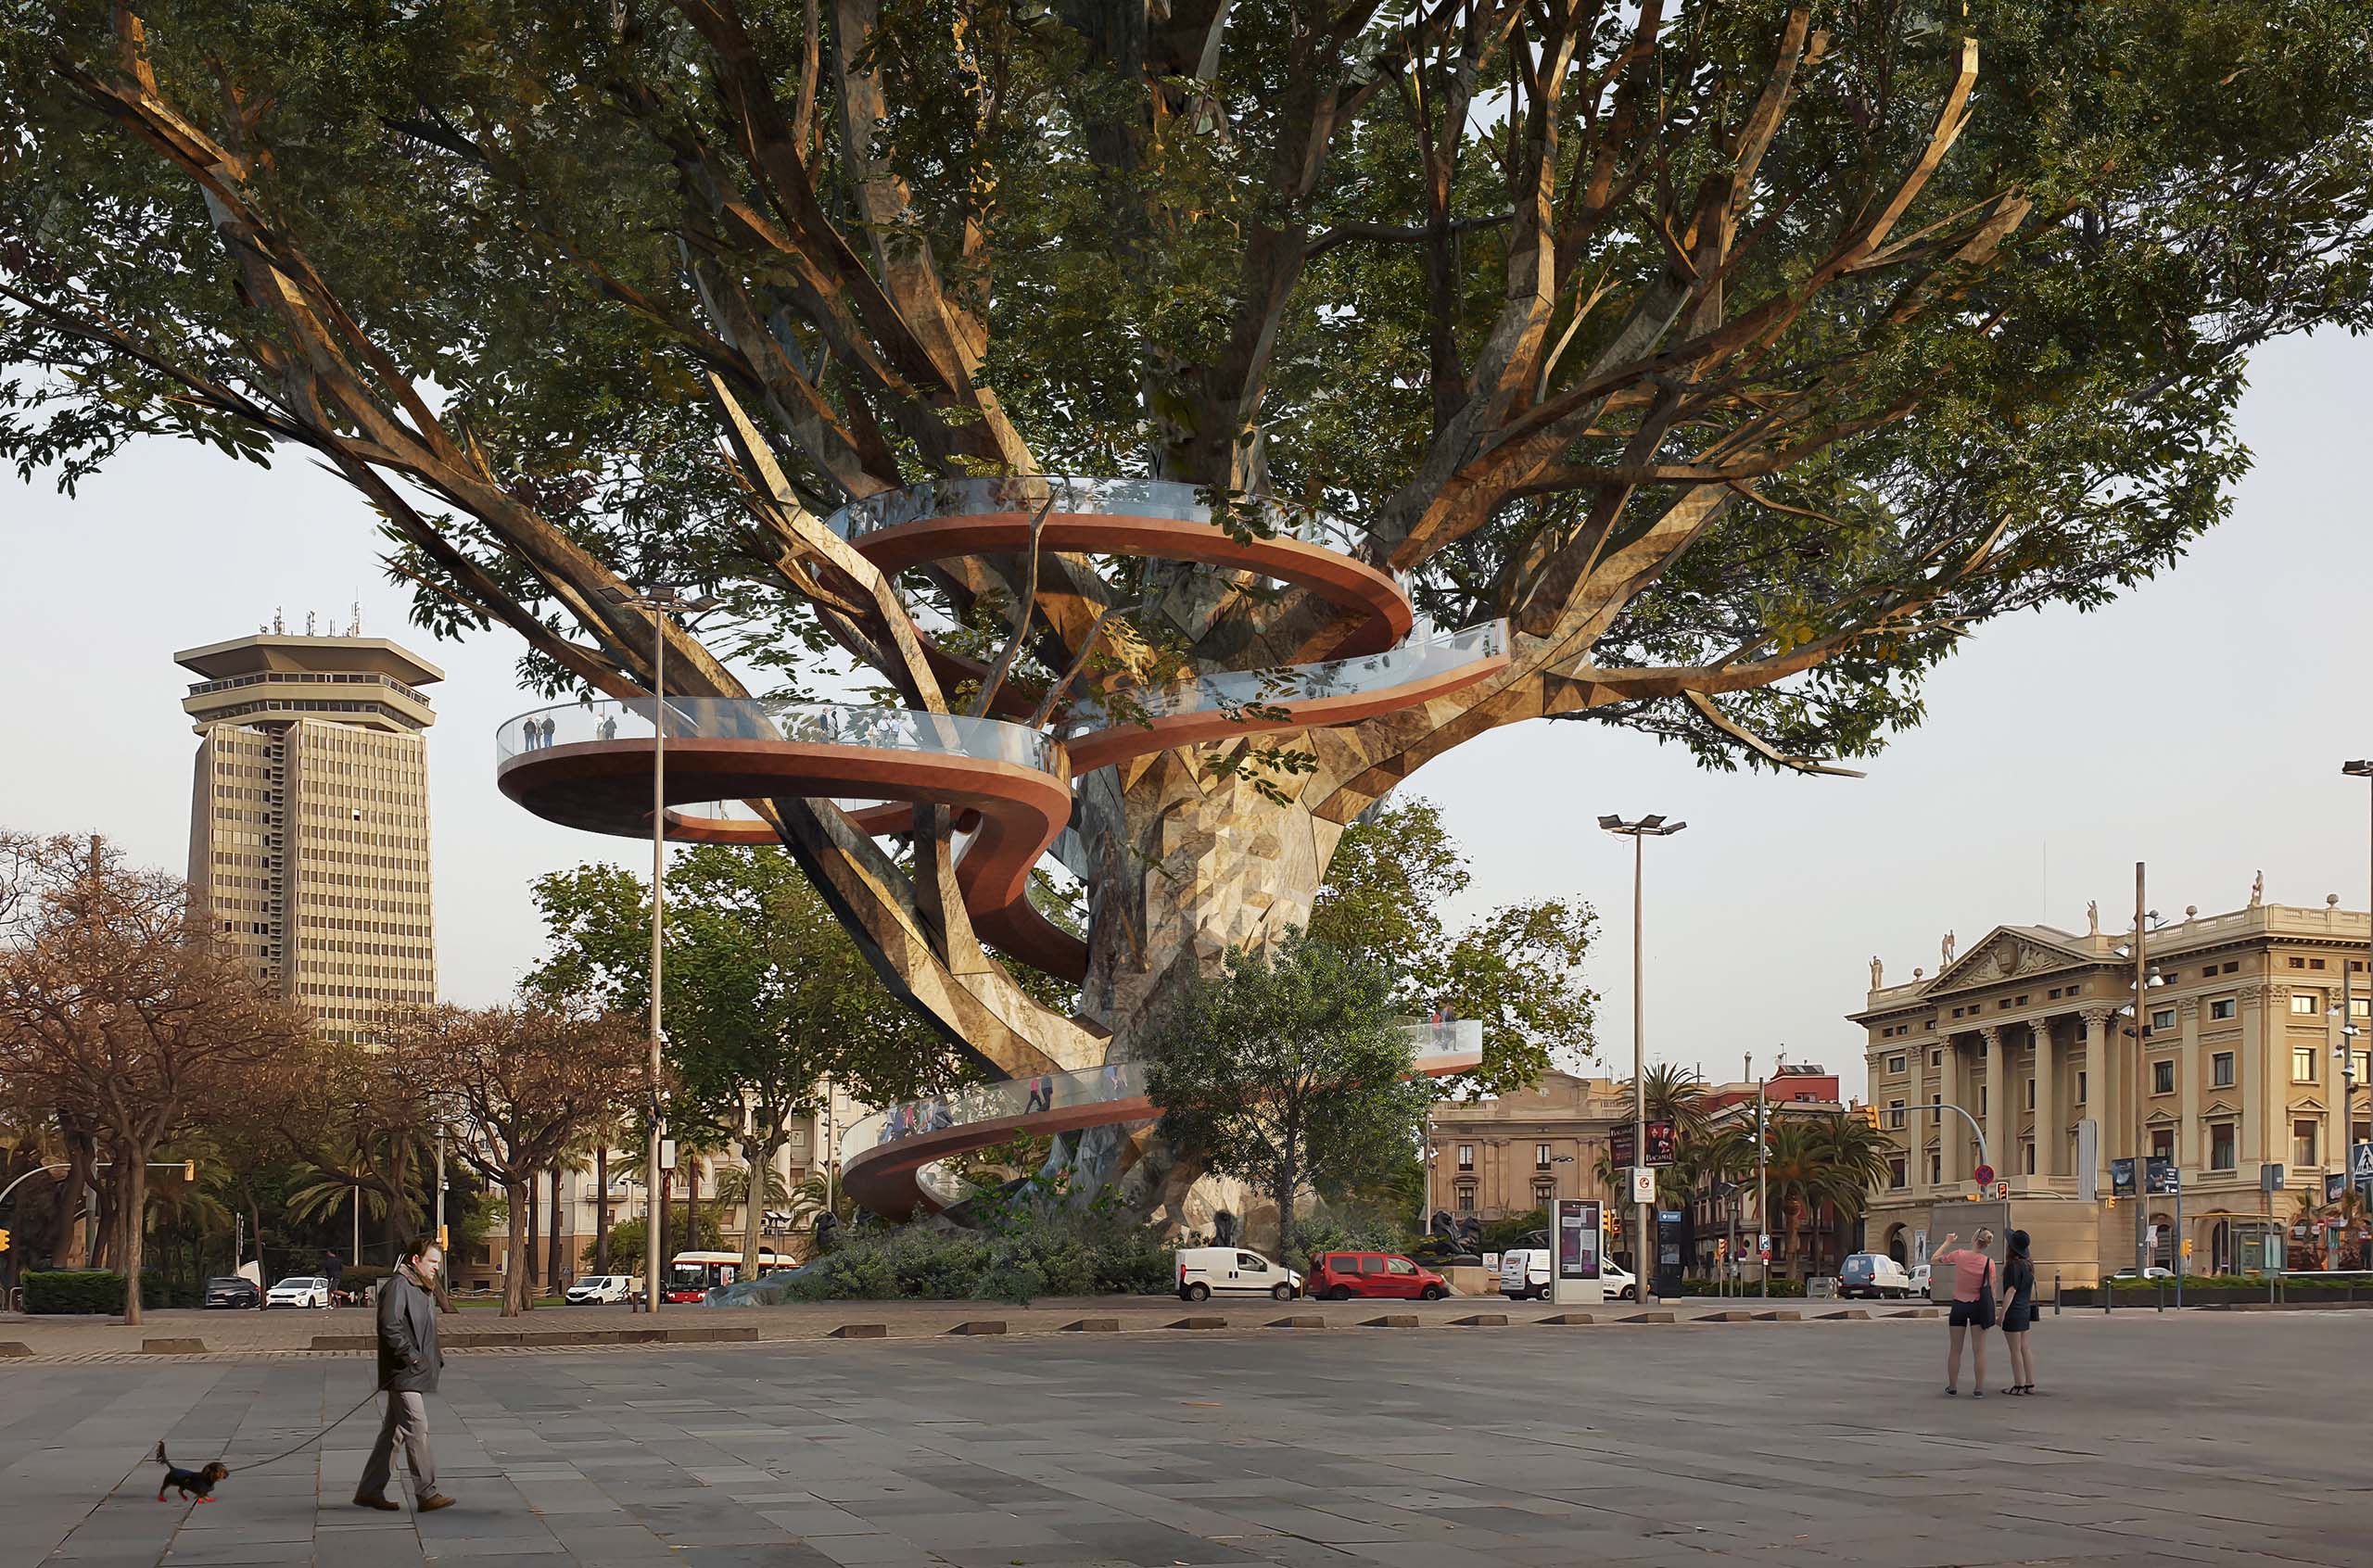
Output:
[2203, 1097, 2241, 1119]
[1928, 926, 2100, 994]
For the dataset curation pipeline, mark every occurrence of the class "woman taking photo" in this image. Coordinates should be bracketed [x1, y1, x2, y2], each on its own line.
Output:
[1933, 1229, 1999, 1396]
[1999, 1230, 2039, 1394]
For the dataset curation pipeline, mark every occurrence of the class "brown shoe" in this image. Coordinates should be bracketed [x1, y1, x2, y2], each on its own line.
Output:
[351, 1493, 400, 1511]
[417, 1493, 456, 1511]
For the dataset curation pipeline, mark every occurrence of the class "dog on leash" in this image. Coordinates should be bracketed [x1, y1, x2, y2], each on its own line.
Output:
[153, 1442, 230, 1503]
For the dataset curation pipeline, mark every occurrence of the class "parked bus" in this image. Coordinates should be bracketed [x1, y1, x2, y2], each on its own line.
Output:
[663, 1248, 793, 1303]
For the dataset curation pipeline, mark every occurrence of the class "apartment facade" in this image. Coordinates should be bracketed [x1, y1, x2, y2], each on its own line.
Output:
[178, 630, 441, 1036]
[1425, 1072, 1636, 1223]
[1854, 900, 2373, 1284]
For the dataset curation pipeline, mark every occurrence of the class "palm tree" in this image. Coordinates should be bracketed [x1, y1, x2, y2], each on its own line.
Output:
[713, 1160, 793, 1238]
[1757, 1121, 1835, 1281]
[1807, 1115, 1898, 1273]
[784, 1171, 854, 1235]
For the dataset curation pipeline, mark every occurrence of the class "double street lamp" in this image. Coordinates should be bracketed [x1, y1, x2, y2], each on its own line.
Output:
[598, 583, 722, 1314]
[1600, 814, 1687, 1295]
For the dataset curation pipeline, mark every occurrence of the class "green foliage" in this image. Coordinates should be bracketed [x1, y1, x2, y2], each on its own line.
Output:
[1682, 1277, 1808, 1299]
[1312, 799, 1594, 1095]
[1480, 1209, 1551, 1255]
[768, 1182, 1174, 1304]
[1147, 933, 1429, 1261]
[527, 848, 956, 1132]
[22, 1269, 166, 1313]
[1289, 1205, 1416, 1267]
[586, 1208, 723, 1274]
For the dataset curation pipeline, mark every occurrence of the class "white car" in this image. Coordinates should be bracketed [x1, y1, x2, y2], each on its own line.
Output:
[265, 1275, 330, 1309]
[1910, 1263, 1933, 1296]
[564, 1274, 640, 1305]
[1174, 1247, 1301, 1301]
[1500, 1250, 1637, 1301]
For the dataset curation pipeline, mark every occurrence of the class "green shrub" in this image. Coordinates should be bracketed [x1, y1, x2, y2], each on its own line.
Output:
[766, 1177, 1178, 1304]
[22, 1270, 170, 1313]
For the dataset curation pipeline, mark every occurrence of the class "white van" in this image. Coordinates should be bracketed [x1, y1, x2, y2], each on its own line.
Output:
[1175, 1247, 1301, 1301]
[564, 1274, 641, 1305]
[1837, 1252, 1915, 1299]
[1500, 1251, 1636, 1301]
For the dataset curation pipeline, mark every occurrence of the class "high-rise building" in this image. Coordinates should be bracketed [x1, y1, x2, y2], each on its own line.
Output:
[177, 628, 442, 1036]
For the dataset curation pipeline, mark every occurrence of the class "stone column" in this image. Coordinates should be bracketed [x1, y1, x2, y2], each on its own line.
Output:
[2176, 996, 2202, 1172]
[1983, 1025, 2007, 1183]
[2081, 1008, 2112, 1192]
[2240, 984, 2268, 1166]
[2030, 1016, 2058, 1187]
[1908, 1034, 1928, 1194]
[1938, 1039, 1966, 1187]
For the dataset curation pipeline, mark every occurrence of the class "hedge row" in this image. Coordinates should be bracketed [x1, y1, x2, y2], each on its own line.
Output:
[20, 1270, 171, 1314]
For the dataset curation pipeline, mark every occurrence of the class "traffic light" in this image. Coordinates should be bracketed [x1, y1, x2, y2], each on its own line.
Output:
[0, 1227, 11, 1253]
[1605, 1210, 1621, 1236]
[1861, 1106, 1881, 1130]
[180, 1160, 196, 1182]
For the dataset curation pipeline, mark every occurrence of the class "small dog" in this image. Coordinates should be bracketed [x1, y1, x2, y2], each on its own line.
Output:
[152, 1442, 230, 1503]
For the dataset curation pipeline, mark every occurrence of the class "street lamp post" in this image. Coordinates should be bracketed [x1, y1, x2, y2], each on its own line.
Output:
[597, 584, 721, 1315]
[2346, 763, 2373, 1204]
[1600, 814, 1686, 1299]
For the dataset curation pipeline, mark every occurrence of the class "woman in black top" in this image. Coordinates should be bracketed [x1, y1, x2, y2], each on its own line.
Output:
[1999, 1228, 2038, 1395]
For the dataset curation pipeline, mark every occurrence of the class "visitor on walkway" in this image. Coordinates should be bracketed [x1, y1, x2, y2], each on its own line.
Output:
[1999, 1229, 2039, 1395]
[1933, 1228, 1999, 1397]
[356, 1235, 455, 1514]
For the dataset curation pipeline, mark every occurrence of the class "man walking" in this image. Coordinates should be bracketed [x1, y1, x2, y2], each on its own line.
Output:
[355, 1235, 455, 1512]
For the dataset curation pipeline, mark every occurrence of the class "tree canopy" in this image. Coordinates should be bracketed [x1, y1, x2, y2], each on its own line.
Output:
[6, 1, 2370, 1111]
[1309, 796, 1594, 1094]
[1146, 932, 1429, 1261]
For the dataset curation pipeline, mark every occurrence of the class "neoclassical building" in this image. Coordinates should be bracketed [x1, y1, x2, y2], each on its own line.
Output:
[1854, 898, 2372, 1283]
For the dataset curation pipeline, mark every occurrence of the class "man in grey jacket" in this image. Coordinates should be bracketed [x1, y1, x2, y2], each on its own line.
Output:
[355, 1235, 455, 1511]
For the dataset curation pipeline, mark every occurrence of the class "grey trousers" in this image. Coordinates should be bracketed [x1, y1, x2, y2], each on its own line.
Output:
[357, 1391, 436, 1499]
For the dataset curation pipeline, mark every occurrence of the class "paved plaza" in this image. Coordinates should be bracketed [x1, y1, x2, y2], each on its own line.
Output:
[6, 1311, 2367, 1568]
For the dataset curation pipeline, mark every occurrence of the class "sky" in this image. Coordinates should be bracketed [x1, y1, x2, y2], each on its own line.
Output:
[4, 330, 2367, 1103]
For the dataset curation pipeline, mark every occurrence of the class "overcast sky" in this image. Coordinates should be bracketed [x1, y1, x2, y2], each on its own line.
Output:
[5, 331, 2367, 1102]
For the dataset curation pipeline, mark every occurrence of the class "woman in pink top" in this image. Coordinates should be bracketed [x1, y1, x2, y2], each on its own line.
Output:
[1933, 1229, 1999, 1397]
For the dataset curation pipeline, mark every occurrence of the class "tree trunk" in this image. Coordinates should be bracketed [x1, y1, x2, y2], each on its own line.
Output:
[527, 1170, 542, 1291]
[117, 1156, 150, 1324]
[547, 1168, 565, 1287]
[1069, 770, 1339, 1216]
[740, 1132, 785, 1277]
[686, 1158, 701, 1247]
[658, 1169, 672, 1269]
[594, 1145, 610, 1279]
[501, 1178, 531, 1317]
[53, 1130, 95, 1268]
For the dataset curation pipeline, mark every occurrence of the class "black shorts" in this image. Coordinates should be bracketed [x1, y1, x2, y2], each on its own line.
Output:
[2001, 1304, 2034, 1334]
[1948, 1298, 1995, 1329]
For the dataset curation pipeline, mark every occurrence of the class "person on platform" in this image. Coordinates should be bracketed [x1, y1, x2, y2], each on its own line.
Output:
[1933, 1228, 1999, 1397]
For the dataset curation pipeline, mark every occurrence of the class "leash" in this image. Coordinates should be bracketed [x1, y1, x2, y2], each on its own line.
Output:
[216, 1385, 386, 1475]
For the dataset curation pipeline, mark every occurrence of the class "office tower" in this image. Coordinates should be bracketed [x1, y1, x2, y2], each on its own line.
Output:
[178, 625, 441, 1036]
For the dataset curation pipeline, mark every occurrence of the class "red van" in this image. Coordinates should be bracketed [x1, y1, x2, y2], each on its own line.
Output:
[1307, 1251, 1450, 1301]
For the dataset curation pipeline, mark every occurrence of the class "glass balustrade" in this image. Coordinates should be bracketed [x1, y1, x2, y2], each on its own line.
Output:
[494, 697, 1060, 774]
[1059, 620, 1508, 738]
[827, 475, 1376, 560]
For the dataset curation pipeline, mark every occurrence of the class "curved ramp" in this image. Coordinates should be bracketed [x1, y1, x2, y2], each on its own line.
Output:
[840, 1020, 1485, 1220]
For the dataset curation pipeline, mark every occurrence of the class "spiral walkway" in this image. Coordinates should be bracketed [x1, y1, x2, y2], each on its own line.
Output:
[839, 1019, 1483, 1220]
[494, 477, 1508, 1208]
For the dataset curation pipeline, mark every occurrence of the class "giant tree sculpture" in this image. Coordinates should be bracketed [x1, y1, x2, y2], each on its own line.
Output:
[6, 4, 2372, 1214]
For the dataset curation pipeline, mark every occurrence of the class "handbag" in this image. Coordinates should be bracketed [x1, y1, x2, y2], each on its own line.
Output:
[1976, 1258, 1999, 1330]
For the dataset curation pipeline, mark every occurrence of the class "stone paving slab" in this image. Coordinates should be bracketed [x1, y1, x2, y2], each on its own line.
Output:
[6, 1312, 2367, 1567]
[0, 1295, 1970, 1361]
